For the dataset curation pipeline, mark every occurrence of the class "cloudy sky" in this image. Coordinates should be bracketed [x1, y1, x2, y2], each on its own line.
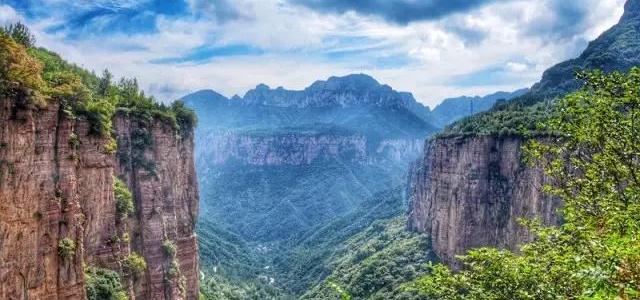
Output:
[0, 0, 627, 108]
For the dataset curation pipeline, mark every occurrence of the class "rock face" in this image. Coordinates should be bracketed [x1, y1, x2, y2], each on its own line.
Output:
[408, 136, 561, 268]
[196, 131, 425, 167]
[0, 93, 199, 299]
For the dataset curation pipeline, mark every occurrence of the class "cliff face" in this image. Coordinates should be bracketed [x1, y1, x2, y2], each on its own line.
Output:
[0, 93, 199, 299]
[408, 136, 561, 268]
[196, 131, 424, 167]
[114, 115, 199, 300]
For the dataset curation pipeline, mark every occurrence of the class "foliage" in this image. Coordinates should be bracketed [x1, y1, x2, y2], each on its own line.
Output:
[113, 176, 134, 219]
[1, 22, 35, 48]
[408, 68, 640, 299]
[123, 252, 147, 278]
[438, 97, 556, 138]
[0, 31, 44, 103]
[199, 272, 289, 300]
[2, 23, 196, 139]
[163, 239, 177, 258]
[301, 217, 431, 300]
[85, 266, 129, 300]
[57, 237, 76, 259]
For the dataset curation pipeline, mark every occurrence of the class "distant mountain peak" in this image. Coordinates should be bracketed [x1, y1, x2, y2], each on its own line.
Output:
[255, 83, 270, 90]
[531, 0, 640, 96]
[310, 73, 382, 91]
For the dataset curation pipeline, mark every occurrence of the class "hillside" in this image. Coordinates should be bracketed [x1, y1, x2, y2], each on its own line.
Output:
[429, 89, 528, 128]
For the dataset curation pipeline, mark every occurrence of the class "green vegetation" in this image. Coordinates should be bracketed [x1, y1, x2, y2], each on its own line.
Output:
[57, 237, 76, 259]
[302, 217, 431, 300]
[123, 252, 147, 278]
[408, 69, 640, 299]
[0, 23, 195, 142]
[163, 239, 177, 258]
[0, 29, 45, 104]
[1, 22, 35, 48]
[113, 176, 134, 219]
[438, 98, 556, 138]
[199, 273, 288, 300]
[85, 266, 129, 300]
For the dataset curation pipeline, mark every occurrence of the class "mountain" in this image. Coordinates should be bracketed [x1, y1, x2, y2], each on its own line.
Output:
[429, 88, 529, 128]
[183, 74, 437, 295]
[531, 0, 640, 97]
[409, 0, 640, 269]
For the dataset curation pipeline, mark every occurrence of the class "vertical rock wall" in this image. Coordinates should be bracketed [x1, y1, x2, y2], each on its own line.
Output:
[0, 93, 199, 300]
[408, 136, 561, 268]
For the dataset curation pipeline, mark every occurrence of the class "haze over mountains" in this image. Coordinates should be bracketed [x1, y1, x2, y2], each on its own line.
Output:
[182, 73, 527, 296]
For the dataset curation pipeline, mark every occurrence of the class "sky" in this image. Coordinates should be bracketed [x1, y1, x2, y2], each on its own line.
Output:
[0, 0, 627, 108]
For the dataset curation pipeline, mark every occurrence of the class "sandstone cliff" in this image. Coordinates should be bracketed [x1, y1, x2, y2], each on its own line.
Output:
[408, 136, 561, 268]
[0, 92, 199, 299]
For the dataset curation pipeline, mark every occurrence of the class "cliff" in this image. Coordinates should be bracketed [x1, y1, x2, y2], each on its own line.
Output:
[196, 130, 425, 167]
[0, 91, 199, 299]
[408, 136, 561, 268]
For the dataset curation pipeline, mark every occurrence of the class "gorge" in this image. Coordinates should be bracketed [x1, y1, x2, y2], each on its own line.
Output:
[1, 0, 639, 299]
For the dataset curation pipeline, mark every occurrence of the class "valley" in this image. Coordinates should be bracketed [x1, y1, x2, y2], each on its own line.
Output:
[1, 1, 639, 299]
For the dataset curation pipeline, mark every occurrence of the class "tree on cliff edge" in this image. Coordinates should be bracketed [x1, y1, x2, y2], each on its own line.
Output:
[407, 68, 640, 299]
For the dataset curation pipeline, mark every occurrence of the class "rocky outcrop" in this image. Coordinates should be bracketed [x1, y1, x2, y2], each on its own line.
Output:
[408, 136, 561, 268]
[0, 92, 199, 299]
[196, 131, 424, 167]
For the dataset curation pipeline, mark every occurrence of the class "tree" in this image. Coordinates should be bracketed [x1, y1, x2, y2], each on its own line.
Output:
[408, 68, 640, 299]
[98, 69, 113, 97]
[3, 22, 36, 48]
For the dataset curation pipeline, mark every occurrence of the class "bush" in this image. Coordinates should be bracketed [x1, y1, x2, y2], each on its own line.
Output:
[113, 176, 134, 219]
[163, 240, 177, 258]
[0, 31, 44, 103]
[85, 266, 129, 300]
[123, 252, 147, 278]
[58, 237, 76, 259]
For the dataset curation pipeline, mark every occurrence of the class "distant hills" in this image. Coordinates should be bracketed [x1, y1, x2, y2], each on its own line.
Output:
[428, 88, 529, 128]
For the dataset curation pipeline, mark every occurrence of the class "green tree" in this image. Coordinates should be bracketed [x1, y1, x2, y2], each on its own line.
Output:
[98, 69, 113, 97]
[85, 266, 129, 300]
[2, 22, 35, 48]
[408, 68, 640, 299]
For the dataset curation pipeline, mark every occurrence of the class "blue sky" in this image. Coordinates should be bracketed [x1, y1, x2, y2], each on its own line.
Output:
[0, 0, 627, 107]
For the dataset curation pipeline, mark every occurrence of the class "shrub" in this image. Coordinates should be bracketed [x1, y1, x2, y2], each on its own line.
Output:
[104, 137, 117, 155]
[68, 133, 80, 149]
[113, 176, 134, 219]
[58, 237, 76, 259]
[162, 240, 177, 258]
[123, 252, 147, 278]
[166, 260, 181, 280]
[85, 266, 129, 300]
[0, 31, 44, 103]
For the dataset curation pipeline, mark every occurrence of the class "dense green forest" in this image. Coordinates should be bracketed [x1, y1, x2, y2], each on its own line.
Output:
[408, 69, 640, 299]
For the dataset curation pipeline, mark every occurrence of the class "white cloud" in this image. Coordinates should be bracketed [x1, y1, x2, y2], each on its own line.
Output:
[0, 5, 21, 25]
[9, 0, 628, 108]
